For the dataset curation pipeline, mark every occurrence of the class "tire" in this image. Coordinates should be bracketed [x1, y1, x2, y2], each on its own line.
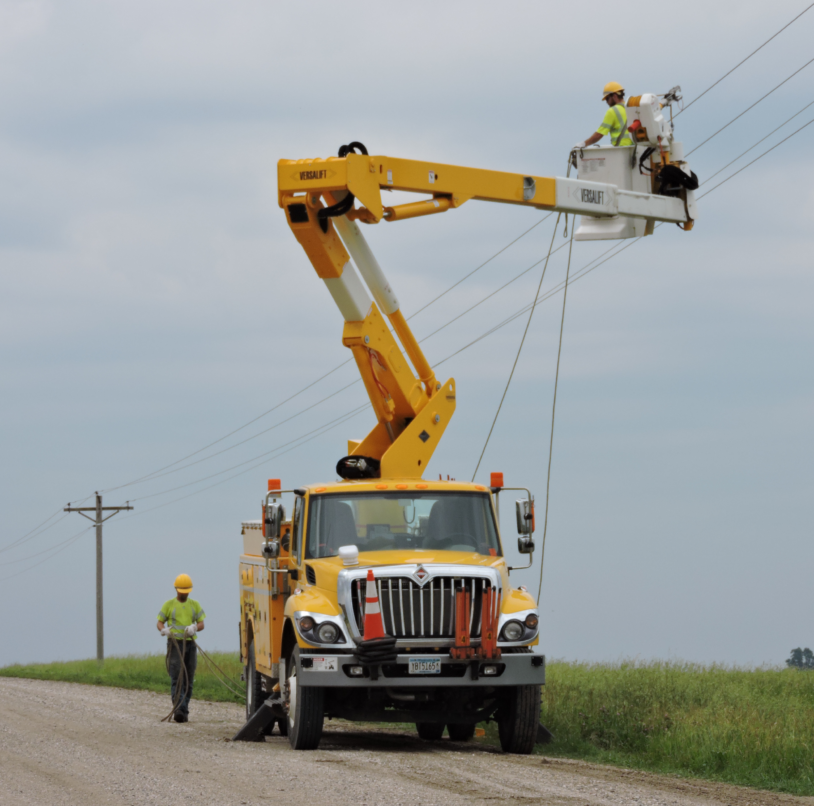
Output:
[286, 647, 324, 750]
[447, 722, 476, 742]
[416, 722, 445, 741]
[245, 636, 266, 721]
[497, 685, 540, 754]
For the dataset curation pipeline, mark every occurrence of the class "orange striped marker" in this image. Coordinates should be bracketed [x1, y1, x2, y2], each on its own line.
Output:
[363, 569, 387, 640]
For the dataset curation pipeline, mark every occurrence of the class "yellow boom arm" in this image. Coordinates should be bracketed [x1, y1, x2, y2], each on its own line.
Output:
[278, 146, 693, 479]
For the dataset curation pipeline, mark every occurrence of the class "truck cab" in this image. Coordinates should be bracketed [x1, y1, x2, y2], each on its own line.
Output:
[240, 478, 544, 752]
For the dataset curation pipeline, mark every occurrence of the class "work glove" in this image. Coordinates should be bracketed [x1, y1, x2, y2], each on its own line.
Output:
[574, 141, 587, 150]
[160, 625, 171, 637]
[184, 624, 198, 637]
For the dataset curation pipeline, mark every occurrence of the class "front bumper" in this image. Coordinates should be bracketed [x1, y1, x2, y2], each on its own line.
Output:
[297, 652, 545, 688]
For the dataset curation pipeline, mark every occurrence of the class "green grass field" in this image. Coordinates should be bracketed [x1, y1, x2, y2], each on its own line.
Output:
[534, 661, 814, 797]
[0, 651, 245, 705]
[2, 656, 812, 796]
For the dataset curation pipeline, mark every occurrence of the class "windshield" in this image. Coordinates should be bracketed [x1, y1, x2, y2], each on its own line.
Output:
[305, 492, 501, 559]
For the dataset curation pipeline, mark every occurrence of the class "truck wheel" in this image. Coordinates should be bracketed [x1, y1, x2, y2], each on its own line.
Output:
[245, 637, 265, 721]
[416, 722, 445, 740]
[286, 647, 324, 750]
[447, 723, 476, 742]
[497, 685, 540, 754]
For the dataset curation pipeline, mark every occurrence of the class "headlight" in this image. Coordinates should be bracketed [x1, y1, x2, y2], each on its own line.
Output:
[316, 622, 340, 643]
[501, 620, 524, 642]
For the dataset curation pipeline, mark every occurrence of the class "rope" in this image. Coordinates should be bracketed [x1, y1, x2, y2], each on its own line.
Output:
[161, 635, 246, 722]
[536, 224, 575, 603]
[471, 214, 562, 481]
[161, 635, 191, 722]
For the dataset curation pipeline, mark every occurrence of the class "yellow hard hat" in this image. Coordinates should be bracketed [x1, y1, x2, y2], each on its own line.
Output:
[174, 573, 193, 593]
[602, 81, 624, 100]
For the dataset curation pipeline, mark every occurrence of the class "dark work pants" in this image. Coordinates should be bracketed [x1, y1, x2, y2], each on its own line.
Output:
[167, 639, 197, 716]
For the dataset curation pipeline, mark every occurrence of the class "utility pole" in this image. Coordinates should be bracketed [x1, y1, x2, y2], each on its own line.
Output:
[64, 493, 133, 663]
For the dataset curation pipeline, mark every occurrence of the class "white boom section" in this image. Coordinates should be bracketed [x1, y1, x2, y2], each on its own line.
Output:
[556, 178, 689, 222]
[333, 215, 400, 316]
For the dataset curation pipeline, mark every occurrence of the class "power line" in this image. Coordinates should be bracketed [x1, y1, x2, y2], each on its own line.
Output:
[678, 2, 814, 115]
[130, 404, 370, 503]
[54, 57, 814, 524]
[13, 99, 810, 562]
[700, 97, 814, 185]
[0, 523, 95, 566]
[0, 510, 66, 554]
[109, 405, 370, 520]
[697, 115, 814, 197]
[93, 62, 803, 500]
[0, 525, 92, 583]
[409, 214, 553, 319]
[117, 109, 814, 510]
[687, 55, 814, 156]
[100, 218, 554, 495]
[99, 359, 355, 494]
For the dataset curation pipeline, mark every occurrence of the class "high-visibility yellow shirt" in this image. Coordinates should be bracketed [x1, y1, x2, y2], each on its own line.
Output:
[597, 104, 634, 146]
[158, 598, 206, 639]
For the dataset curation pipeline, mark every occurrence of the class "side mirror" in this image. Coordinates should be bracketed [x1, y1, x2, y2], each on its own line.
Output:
[517, 535, 535, 555]
[265, 503, 286, 540]
[515, 499, 534, 535]
[262, 539, 280, 560]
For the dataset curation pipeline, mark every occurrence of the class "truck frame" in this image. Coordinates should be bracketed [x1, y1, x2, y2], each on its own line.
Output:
[239, 108, 695, 752]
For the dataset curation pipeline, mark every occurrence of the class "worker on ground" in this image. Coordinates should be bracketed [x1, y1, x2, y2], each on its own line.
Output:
[157, 574, 205, 723]
[575, 82, 635, 149]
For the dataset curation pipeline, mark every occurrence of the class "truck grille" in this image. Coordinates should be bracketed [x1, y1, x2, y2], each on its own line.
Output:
[350, 576, 494, 640]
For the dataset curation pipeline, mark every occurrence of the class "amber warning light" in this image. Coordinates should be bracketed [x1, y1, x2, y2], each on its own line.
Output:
[490, 472, 504, 489]
[268, 478, 281, 491]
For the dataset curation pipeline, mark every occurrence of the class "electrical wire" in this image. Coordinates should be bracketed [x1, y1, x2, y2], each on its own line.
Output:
[44, 59, 814, 533]
[100, 219, 553, 496]
[697, 115, 814, 197]
[94, 68, 809, 501]
[97, 221, 565, 494]
[699, 97, 814, 185]
[677, 2, 814, 116]
[0, 510, 67, 554]
[0, 523, 94, 566]
[0, 525, 93, 583]
[107, 405, 369, 520]
[107, 106, 814, 516]
[471, 216, 563, 481]
[687, 55, 814, 156]
[408, 214, 553, 319]
[129, 404, 370, 503]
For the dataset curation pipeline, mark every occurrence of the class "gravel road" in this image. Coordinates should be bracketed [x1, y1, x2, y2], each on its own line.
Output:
[0, 678, 810, 806]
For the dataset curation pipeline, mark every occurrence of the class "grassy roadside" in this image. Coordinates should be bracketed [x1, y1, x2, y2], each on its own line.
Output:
[529, 660, 814, 797]
[2, 655, 813, 795]
[0, 651, 245, 704]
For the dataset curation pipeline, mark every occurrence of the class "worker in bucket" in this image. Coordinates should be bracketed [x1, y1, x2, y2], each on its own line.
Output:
[575, 82, 634, 149]
[157, 573, 206, 723]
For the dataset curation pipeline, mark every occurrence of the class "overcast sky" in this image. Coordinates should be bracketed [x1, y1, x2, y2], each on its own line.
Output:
[1, 0, 812, 669]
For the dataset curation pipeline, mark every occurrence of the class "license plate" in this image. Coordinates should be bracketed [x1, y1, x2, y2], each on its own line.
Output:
[310, 656, 338, 672]
[408, 657, 441, 675]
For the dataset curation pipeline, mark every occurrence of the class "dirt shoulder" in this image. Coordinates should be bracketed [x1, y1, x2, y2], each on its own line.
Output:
[0, 678, 809, 806]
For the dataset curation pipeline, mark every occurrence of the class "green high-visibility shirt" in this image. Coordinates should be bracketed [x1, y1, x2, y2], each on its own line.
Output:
[158, 598, 206, 639]
[597, 104, 634, 146]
